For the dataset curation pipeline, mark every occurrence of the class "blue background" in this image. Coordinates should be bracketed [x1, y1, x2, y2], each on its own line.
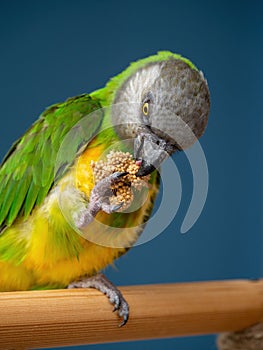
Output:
[0, 0, 262, 349]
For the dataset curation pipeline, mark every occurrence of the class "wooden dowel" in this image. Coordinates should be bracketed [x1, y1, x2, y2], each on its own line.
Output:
[0, 279, 263, 349]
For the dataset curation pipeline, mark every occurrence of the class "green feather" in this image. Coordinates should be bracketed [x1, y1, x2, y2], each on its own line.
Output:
[24, 181, 39, 218]
[36, 184, 51, 207]
[7, 170, 31, 225]
[41, 137, 54, 187]
[0, 178, 17, 224]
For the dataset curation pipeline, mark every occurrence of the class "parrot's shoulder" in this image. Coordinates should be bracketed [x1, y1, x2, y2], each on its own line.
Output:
[0, 93, 104, 229]
[41, 94, 101, 117]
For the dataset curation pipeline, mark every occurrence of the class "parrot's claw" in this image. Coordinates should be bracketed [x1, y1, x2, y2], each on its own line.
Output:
[67, 273, 129, 327]
[101, 201, 124, 214]
[110, 171, 128, 183]
[111, 202, 124, 211]
[77, 172, 126, 228]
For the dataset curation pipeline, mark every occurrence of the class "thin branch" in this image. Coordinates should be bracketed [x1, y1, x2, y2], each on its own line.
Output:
[0, 280, 263, 349]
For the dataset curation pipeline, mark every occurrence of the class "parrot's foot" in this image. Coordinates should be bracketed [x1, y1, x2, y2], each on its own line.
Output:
[77, 171, 127, 228]
[67, 273, 129, 326]
[90, 171, 128, 215]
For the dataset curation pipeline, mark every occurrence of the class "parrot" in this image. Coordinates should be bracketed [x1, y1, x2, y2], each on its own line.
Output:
[0, 51, 210, 326]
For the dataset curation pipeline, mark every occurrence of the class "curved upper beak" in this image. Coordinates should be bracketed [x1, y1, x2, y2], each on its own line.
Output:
[134, 131, 169, 177]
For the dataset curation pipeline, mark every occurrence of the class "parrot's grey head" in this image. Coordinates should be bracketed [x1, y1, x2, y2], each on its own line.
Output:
[111, 56, 210, 176]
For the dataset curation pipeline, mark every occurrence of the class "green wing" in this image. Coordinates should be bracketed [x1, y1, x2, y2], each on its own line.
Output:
[0, 94, 103, 228]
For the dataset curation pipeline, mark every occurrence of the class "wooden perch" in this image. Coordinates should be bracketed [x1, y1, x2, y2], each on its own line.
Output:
[0, 279, 263, 349]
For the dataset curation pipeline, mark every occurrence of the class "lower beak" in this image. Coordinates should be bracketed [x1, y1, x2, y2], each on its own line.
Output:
[134, 132, 169, 177]
[135, 159, 156, 177]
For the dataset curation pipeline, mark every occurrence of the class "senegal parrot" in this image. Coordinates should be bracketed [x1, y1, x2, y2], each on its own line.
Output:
[0, 51, 210, 325]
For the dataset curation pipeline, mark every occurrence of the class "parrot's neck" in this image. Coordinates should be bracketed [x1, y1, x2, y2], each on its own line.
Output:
[90, 87, 113, 107]
[89, 87, 121, 148]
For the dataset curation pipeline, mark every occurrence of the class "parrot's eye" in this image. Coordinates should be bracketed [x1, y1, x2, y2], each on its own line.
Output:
[142, 102, 149, 116]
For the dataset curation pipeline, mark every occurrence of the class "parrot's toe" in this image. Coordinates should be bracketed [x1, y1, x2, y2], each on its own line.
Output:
[67, 273, 129, 326]
[79, 171, 127, 227]
[87, 171, 127, 217]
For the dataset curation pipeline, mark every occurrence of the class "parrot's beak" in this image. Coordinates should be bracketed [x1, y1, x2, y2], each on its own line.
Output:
[134, 131, 169, 177]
